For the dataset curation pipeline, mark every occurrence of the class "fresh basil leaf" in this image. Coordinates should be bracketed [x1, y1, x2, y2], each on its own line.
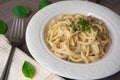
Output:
[38, 0, 50, 10]
[22, 61, 35, 79]
[0, 20, 8, 34]
[13, 5, 30, 18]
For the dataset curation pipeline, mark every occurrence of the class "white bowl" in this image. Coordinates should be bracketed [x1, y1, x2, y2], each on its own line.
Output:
[26, 1, 120, 79]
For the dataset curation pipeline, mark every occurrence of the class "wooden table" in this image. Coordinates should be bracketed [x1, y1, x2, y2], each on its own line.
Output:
[0, 0, 120, 80]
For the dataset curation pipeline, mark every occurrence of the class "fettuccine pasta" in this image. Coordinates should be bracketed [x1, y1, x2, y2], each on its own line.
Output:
[46, 14, 111, 63]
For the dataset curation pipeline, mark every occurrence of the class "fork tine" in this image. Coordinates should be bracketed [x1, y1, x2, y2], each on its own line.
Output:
[14, 18, 19, 41]
[17, 18, 24, 40]
[17, 18, 21, 39]
[20, 19, 24, 39]
[10, 18, 16, 41]
[10, 18, 23, 42]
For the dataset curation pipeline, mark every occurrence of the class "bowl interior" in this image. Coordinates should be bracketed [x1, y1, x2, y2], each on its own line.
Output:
[41, 12, 116, 65]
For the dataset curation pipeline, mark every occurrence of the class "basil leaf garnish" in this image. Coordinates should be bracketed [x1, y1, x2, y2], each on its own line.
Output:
[0, 20, 8, 34]
[38, 0, 50, 10]
[13, 5, 30, 18]
[22, 61, 35, 79]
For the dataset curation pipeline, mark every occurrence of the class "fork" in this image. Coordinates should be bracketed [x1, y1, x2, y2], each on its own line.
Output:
[1, 18, 24, 80]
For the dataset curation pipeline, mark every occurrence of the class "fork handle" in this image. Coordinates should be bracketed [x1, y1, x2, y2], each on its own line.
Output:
[1, 46, 16, 80]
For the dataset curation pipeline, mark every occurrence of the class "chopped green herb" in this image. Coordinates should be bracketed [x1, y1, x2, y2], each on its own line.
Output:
[22, 61, 35, 79]
[69, 24, 73, 27]
[38, 0, 50, 10]
[78, 18, 92, 32]
[78, 18, 87, 25]
[72, 28, 77, 32]
[13, 5, 30, 18]
[76, 26, 81, 30]
[0, 20, 8, 34]
[69, 22, 74, 27]
[69, 18, 97, 33]
[85, 26, 91, 32]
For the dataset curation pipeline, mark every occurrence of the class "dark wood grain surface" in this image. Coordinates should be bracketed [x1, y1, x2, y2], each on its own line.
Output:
[0, 0, 120, 80]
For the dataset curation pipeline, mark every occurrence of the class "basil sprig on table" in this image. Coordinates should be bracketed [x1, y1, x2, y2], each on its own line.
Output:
[38, 0, 50, 10]
[0, 20, 8, 34]
[22, 61, 35, 79]
[13, 5, 30, 18]
[69, 18, 97, 33]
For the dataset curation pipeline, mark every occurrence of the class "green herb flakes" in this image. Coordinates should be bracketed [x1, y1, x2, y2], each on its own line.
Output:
[69, 18, 97, 33]
[72, 28, 77, 32]
[69, 22, 74, 27]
